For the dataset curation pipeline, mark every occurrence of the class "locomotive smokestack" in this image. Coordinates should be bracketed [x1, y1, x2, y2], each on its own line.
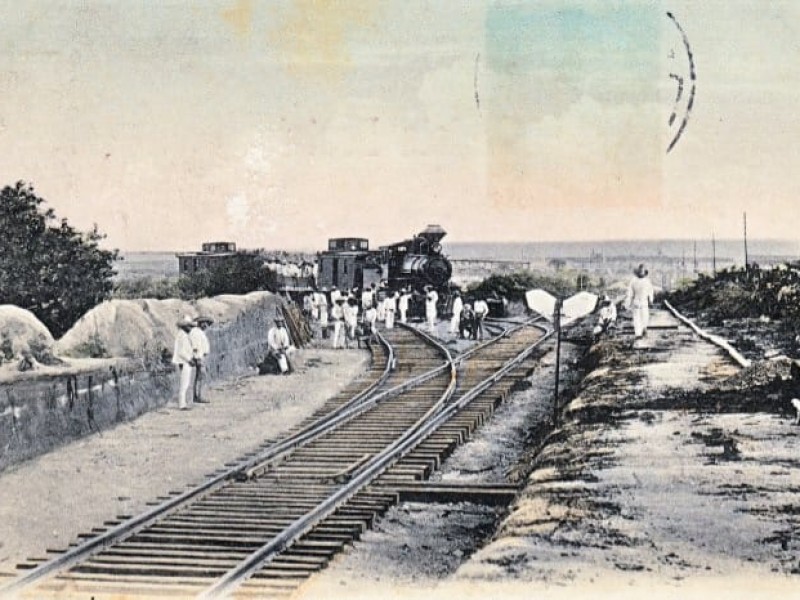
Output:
[417, 224, 447, 244]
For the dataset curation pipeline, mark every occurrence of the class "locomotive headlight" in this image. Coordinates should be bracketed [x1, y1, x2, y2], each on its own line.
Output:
[432, 242, 442, 254]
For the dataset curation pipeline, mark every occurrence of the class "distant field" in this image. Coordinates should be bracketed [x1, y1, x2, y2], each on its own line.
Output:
[114, 252, 179, 281]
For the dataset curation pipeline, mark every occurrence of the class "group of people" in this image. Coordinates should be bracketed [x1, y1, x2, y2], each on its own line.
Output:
[171, 315, 213, 410]
[302, 282, 410, 349]
[592, 263, 655, 343]
[300, 283, 495, 347]
[450, 291, 491, 340]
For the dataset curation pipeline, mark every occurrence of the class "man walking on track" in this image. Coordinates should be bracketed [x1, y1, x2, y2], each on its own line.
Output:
[172, 316, 195, 410]
[190, 316, 213, 403]
[625, 263, 655, 339]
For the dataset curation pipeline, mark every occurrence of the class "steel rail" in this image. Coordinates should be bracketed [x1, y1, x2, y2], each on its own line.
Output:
[198, 322, 552, 599]
[0, 329, 399, 597]
[663, 300, 751, 368]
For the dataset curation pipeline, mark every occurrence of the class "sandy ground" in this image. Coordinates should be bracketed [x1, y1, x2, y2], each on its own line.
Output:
[0, 348, 369, 576]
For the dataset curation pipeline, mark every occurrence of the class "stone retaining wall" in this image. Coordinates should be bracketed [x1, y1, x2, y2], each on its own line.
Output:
[0, 297, 282, 471]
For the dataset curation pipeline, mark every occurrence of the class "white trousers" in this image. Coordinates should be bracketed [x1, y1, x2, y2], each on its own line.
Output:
[178, 364, 193, 408]
[399, 308, 407, 323]
[385, 310, 395, 329]
[632, 306, 650, 337]
[332, 321, 344, 348]
[449, 312, 461, 334]
[426, 310, 436, 331]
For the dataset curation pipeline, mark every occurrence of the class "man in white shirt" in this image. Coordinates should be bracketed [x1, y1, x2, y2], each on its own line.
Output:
[267, 316, 293, 374]
[472, 297, 490, 341]
[344, 297, 359, 349]
[383, 292, 398, 329]
[361, 285, 375, 313]
[425, 286, 439, 331]
[190, 316, 213, 403]
[625, 264, 655, 338]
[398, 288, 411, 324]
[172, 316, 195, 410]
[331, 297, 346, 349]
[449, 290, 463, 335]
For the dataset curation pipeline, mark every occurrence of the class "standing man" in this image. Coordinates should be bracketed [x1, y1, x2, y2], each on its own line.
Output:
[362, 303, 378, 348]
[472, 296, 490, 341]
[172, 316, 195, 410]
[361, 284, 375, 313]
[625, 263, 655, 339]
[449, 290, 463, 336]
[267, 316, 293, 374]
[344, 296, 360, 348]
[398, 288, 411, 324]
[190, 316, 213, 403]
[383, 291, 398, 329]
[425, 286, 439, 331]
[331, 297, 346, 349]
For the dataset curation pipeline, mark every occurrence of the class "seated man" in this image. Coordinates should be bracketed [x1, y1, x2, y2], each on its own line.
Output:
[459, 304, 476, 340]
[593, 296, 618, 341]
[266, 316, 294, 375]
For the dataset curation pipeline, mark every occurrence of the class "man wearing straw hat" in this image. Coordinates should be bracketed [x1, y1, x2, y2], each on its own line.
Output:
[190, 316, 213, 403]
[267, 315, 293, 374]
[172, 315, 195, 410]
[625, 263, 655, 339]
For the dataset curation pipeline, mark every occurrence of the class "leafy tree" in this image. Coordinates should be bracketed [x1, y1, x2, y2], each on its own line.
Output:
[0, 182, 118, 337]
[177, 254, 278, 299]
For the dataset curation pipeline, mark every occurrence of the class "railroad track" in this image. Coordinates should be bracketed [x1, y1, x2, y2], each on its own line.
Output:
[3, 320, 552, 599]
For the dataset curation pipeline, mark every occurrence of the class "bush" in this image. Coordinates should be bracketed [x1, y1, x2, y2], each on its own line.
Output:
[468, 270, 590, 302]
[0, 182, 118, 337]
[176, 254, 278, 299]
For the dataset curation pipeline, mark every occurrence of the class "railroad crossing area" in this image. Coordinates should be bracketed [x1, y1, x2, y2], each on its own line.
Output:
[1, 310, 798, 598]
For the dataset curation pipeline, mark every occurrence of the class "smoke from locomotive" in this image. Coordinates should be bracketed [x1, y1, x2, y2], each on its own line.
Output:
[317, 225, 453, 293]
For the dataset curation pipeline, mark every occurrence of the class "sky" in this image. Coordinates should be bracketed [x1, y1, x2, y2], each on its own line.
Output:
[0, 0, 799, 251]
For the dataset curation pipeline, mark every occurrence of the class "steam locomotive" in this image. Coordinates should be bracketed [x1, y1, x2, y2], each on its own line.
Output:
[316, 225, 454, 299]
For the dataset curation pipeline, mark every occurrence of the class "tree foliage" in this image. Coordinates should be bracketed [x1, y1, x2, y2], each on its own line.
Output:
[0, 182, 118, 337]
[468, 271, 583, 302]
[177, 254, 278, 298]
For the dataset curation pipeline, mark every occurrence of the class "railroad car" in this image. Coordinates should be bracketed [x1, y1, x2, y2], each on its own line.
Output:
[316, 225, 454, 311]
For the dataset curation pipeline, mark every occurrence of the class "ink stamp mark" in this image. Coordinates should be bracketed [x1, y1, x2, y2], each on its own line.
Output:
[666, 11, 696, 153]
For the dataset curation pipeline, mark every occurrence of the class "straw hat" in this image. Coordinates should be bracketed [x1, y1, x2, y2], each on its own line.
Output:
[176, 315, 194, 329]
[194, 315, 214, 325]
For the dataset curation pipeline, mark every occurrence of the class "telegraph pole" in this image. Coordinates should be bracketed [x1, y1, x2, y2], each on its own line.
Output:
[743, 212, 749, 271]
[553, 297, 563, 427]
[712, 231, 716, 275]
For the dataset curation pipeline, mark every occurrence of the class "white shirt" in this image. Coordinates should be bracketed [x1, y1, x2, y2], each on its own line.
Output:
[425, 290, 439, 314]
[398, 293, 411, 311]
[364, 307, 378, 331]
[361, 290, 374, 309]
[473, 300, 489, 318]
[451, 296, 463, 317]
[383, 296, 396, 312]
[626, 276, 654, 309]
[268, 326, 291, 352]
[343, 303, 359, 324]
[172, 330, 194, 366]
[189, 327, 210, 359]
[331, 303, 345, 321]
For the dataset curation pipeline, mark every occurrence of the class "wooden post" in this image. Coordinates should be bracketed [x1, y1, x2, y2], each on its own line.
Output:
[553, 298, 563, 427]
[743, 212, 749, 271]
[712, 231, 716, 275]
